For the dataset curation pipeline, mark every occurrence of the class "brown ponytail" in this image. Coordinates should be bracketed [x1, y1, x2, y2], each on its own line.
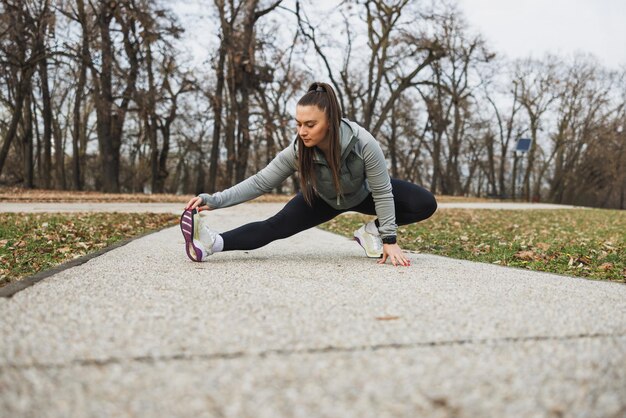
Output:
[297, 82, 342, 206]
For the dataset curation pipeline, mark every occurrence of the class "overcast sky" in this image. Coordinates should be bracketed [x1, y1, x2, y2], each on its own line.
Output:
[173, 0, 626, 71]
[456, 0, 626, 70]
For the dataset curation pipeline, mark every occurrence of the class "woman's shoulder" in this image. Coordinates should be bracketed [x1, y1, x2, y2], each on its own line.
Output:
[341, 118, 377, 145]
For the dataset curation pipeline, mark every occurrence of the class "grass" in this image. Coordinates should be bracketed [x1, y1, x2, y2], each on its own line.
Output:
[0, 212, 178, 288]
[320, 209, 626, 283]
[3, 205, 622, 288]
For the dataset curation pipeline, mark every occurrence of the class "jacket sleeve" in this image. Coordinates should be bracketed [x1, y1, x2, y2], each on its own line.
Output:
[199, 141, 298, 209]
[358, 127, 398, 238]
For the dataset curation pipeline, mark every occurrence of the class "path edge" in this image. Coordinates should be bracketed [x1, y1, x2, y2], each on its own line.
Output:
[0, 227, 171, 299]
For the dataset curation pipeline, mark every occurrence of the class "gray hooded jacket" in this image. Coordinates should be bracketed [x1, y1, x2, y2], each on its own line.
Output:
[198, 118, 397, 238]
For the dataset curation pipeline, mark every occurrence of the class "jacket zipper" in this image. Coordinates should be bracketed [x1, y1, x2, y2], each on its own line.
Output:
[313, 121, 358, 206]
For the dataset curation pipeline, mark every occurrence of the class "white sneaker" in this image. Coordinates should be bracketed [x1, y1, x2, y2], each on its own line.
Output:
[197, 213, 220, 259]
[353, 222, 383, 258]
[180, 209, 219, 262]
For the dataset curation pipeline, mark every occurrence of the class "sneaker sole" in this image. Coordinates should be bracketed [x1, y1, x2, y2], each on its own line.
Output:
[353, 235, 383, 259]
[180, 209, 203, 262]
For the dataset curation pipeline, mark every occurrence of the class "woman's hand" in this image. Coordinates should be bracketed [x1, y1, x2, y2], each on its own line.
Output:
[184, 196, 211, 212]
[378, 243, 411, 267]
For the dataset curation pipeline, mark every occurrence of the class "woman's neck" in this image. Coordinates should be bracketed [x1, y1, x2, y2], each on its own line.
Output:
[316, 135, 332, 159]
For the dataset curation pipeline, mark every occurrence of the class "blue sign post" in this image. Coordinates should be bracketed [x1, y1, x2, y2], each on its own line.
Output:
[515, 138, 532, 153]
[514, 138, 532, 199]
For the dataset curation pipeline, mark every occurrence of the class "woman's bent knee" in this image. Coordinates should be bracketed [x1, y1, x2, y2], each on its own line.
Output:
[424, 191, 437, 219]
[394, 184, 437, 225]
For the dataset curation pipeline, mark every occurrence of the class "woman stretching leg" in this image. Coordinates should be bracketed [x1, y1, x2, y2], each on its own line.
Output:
[180, 82, 437, 267]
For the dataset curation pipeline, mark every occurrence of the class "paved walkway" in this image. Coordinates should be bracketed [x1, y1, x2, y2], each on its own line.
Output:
[1, 203, 624, 418]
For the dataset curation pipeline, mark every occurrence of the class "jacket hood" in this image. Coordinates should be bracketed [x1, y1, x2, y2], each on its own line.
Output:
[339, 118, 359, 154]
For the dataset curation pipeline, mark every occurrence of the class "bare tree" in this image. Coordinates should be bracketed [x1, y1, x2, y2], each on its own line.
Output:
[546, 56, 613, 203]
[82, 0, 141, 192]
[416, 7, 493, 195]
[213, 0, 282, 187]
[482, 67, 525, 198]
[512, 56, 559, 200]
[296, 0, 445, 138]
[0, 0, 52, 181]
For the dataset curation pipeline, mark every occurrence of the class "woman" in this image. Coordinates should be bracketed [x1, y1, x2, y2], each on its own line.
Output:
[181, 82, 437, 267]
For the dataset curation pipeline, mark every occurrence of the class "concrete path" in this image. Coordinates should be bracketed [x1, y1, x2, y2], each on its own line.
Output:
[0, 201, 582, 213]
[1, 203, 624, 418]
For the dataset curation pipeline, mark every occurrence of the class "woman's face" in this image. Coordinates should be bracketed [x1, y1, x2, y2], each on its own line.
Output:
[295, 105, 329, 149]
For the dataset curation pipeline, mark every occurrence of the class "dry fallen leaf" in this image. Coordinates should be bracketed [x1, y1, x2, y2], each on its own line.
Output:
[535, 242, 551, 251]
[599, 262, 614, 271]
[515, 250, 536, 261]
[376, 316, 400, 321]
[603, 242, 615, 250]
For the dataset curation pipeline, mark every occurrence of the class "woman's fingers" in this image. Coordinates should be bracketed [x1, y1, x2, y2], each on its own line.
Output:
[378, 244, 411, 267]
[395, 253, 409, 267]
[396, 254, 410, 267]
[185, 196, 202, 210]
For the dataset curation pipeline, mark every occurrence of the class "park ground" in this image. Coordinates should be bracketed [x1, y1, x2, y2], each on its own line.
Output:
[1, 201, 625, 418]
[1, 187, 624, 288]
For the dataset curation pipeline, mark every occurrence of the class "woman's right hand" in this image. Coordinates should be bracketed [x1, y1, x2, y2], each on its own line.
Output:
[185, 196, 211, 212]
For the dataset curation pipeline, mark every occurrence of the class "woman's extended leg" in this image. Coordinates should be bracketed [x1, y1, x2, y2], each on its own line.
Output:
[350, 179, 437, 225]
[220, 193, 341, 251]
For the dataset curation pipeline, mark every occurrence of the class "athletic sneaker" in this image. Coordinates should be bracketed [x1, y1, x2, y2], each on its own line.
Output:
[180, 209, 219, 262]
[353, 222, 383, 258]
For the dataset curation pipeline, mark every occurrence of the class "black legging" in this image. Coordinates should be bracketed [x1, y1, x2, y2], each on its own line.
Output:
[222, 179, 437, 251]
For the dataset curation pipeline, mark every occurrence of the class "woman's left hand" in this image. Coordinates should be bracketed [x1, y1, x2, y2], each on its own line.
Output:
[378, 243, 411, 267]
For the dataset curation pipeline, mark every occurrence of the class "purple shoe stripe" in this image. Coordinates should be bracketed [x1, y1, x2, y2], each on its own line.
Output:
[180, 209, 203, 262]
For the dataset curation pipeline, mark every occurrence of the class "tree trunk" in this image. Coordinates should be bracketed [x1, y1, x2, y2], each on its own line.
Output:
[92, 2, 138, 193]
[32, 94, 42, 184]
[194, 154, 205, 196]
[208, 43, 226, 193]
[235, 90, 251, 183]
[52, 108, 66, 189]
[22, 92, 34, 188]
[0, 71, 32, 178]
[145, 42, 161, 193]
[485, 133, 497, 195]
[225, 87, 237, 186]
[233, 1, 258, 183]
[429, 134, 441, 194]
[93, 5, 116, 192]
[156, 118, 173, 194]
[72, 0, 89, 190]
[522, 121, 538, 201]
[511, 153, 518, 200]
[389, 107, 398, 178]
[38, 56, 53, 189]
